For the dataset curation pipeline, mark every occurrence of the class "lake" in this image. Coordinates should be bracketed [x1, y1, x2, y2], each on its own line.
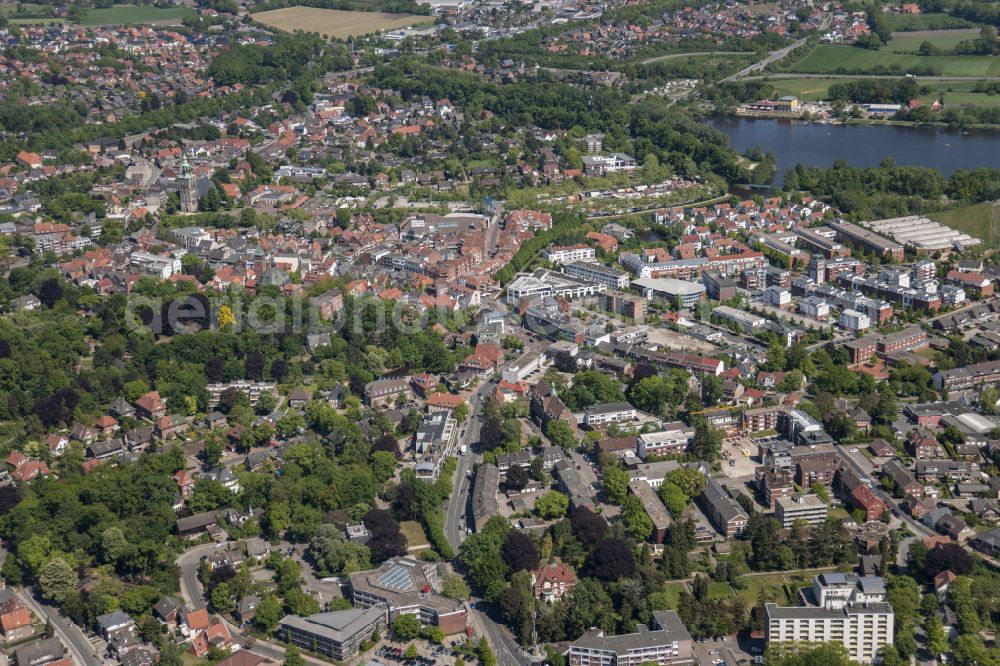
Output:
[708, 117, 1000, 183]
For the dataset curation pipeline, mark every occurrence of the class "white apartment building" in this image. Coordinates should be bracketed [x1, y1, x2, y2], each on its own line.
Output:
[840, 308, 871, 333]
[564, 261, 630, 289]
[766, 603, 893, 664]
[582, 402, 637, 426]
[765, 574, 893, 664]
[131, 252, 182, 279]
[207, 381, 278, 407]
[774, 493, 828, 528]
[763, 285, 792, 309]
[637, 423, 695, 459]
[543, 245, 596, 264]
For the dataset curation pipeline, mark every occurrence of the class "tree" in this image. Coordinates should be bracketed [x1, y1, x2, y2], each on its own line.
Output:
[664, 468, 705, 498]
[38, 557, 78, 602]
[505, 464, 530, 491]
[101, 526, 129, 566]
[392, 613, 420, 639]
[925, 615, 948, 655]
[254, 594, 283, 634]
[283, 646, 306, 666]
[659, 483, 687, 518]
[602, 466, 630, 504]
[283, 588, 320, 617]
[766, 642, 855, 666]
[564, 578, 613, 637]
[690, 420, 722, 461]
[535, 491, 569, 519]
[501, 531, 539, 572]
[587, 539, 636, 581]
[545, 419, 576, 450]
[404, 644, 419, 660]
[211, 582, 233, 614]
[571, 507, 608, 547]
[441, 573, 470, 600]
[925, 542, 972, 576]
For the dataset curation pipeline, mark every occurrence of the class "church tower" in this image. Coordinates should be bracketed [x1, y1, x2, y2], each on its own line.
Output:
[179, 152, 198, 213]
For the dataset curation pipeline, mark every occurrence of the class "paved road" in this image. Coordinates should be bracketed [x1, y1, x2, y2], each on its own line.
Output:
[744, 72, 1000, 82]
[445, 380, 494, 548]
[176, 542, 216, 610]
[442, 380, 531, 666]
[641, 50, 753, 65]
[18, 588, 101, 666]
[835, 447, 935, 538]
[721, 37, 810, 83]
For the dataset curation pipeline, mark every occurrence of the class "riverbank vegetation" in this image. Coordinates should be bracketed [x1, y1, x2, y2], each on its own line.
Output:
[782, 161, 1000, 220]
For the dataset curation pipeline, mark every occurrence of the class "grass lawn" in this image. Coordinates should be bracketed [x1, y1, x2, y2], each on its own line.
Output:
[707, 581, 732, 600]
[884, 28, 979, 53]
[660, 581, 688, 608]
[79, 5, 194, 25]
[787, 44, 1000, 76]
[928, 202, 998, 246]
[767, 78, 840, 101]
[737, 574, 789, 604]
[399, 520, 430, 550]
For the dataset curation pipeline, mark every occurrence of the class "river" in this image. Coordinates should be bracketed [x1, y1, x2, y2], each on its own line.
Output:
[708, 117, 1000, 183]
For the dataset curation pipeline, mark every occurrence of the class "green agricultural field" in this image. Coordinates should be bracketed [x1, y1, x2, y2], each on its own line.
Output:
[787, 44, 1000, 76]
[78, 5, 194, 25]
[881, 12, 974, 31]
[929, 203, 998, 246]
[885, 28, 980, 53]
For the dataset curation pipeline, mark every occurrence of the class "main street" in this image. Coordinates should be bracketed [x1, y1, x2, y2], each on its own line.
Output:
[442, 378, 531, 666]
[445, 380, 493, 548]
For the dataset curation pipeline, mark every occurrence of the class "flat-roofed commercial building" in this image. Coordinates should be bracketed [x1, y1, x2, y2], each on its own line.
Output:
[632, 277, 706, 308]
[569, 611, 695, 666]
[565, 261, 630, 289]
[775, 493, 828, 528]
[278, 607, 386, 661]
[348, 558, 467, 635]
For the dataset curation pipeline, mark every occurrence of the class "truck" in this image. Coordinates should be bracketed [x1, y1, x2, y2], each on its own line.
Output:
[460, 444, 467, 455]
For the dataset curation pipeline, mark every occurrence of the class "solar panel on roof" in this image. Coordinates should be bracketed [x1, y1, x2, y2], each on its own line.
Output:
[376, 565, 414, 591]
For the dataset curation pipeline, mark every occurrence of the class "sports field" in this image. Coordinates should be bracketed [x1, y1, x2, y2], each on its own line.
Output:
[78, 5, 194, 25]
[253, 7, 421, 38]
[788, 44, 1000, 76]
[885, 28, 980, 53]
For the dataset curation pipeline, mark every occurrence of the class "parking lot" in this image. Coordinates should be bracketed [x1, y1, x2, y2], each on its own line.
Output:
[372, 638, 468, 666]
[691, 635, 762, 666]
[720, 436, 760, 479]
